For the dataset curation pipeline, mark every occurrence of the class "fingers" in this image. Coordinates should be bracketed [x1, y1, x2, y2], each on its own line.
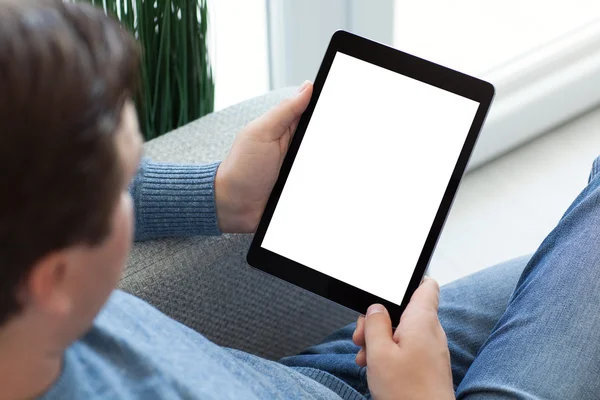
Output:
[363, 304, 394, 355]
[352, 315, 365, 347]
[355, 347, 366, 367]
[252, 81, 313, 142]
[353, 315, 367, 367]
[356, 279, 440, 367]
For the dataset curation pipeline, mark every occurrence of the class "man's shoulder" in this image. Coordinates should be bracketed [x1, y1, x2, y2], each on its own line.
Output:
[96, 290, 176, 328]
[39, 290, 345, 400]
[103, 289, 149, 309]
[40, 290, 225, 399]
[98, 290, 154, 318]
[93, 290, 206, 349]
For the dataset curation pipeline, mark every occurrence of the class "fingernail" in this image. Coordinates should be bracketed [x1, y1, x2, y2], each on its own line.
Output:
[366, 304, 385, 318]
[297, 80, 310, 93]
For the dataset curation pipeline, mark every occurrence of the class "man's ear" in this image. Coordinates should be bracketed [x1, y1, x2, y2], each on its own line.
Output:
[21, 251, 74, 318]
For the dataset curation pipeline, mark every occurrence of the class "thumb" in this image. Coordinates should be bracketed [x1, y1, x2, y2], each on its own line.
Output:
[252, 81, 313, 141]
[394, 277, 442, 345]
[364, 304, 394, 354]
[407, 277, 440, 314]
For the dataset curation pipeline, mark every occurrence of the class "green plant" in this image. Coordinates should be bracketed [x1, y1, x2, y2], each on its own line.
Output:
[75, 0, 214, 140]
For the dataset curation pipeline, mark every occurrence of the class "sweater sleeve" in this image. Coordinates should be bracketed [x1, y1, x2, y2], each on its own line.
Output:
[130, 158, 223, 241]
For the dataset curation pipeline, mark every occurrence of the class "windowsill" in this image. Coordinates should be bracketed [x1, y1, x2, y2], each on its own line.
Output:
[429, 105, 600, 285]
[466, 20, 600, 170]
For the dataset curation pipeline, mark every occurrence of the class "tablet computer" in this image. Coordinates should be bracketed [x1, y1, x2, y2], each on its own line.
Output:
[247, 30, 494, 322]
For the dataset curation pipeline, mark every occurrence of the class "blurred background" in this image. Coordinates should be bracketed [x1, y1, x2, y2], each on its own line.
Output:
[211, 0, 600, 284]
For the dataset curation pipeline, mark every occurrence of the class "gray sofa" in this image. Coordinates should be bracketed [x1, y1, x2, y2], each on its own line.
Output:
[119, 88, 358, 361]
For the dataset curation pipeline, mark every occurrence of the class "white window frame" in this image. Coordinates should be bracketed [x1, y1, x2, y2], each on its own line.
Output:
[267, 0, 394, 89]
[267, 1, 600, 169]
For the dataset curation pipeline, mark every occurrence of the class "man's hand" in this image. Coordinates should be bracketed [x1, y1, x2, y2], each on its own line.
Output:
[215, 81, 313, 233]
[352, 278, 454, 400]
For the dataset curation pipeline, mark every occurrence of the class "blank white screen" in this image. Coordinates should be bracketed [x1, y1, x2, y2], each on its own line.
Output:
[262, 52, 479, 305]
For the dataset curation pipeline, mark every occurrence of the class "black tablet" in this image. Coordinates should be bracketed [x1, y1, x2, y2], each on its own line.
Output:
[247, 30, 494, 322]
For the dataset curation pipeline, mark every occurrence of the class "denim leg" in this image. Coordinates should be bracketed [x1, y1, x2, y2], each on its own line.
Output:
[457, 170, 600, 399]
[440, 255, 528, 389]
[280, 256, 527, 396]
[280, 323, 369, 395]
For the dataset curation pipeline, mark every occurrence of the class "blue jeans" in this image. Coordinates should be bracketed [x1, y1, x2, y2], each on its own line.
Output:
[281, 157, 600, 399]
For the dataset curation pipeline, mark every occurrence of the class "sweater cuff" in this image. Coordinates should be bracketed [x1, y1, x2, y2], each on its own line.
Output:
[132, 160, 222, 241]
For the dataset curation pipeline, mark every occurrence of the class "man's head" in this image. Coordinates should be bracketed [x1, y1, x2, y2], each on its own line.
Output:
[0, 0, 142, 342]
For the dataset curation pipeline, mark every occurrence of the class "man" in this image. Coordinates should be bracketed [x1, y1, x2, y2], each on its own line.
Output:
[1, 1, 599, 399]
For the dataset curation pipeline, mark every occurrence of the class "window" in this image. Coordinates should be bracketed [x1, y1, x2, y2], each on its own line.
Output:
[394, 1, 600, 168]
[267, 0, 600, 168]
[394, 1, 600, 77]
[212, 0, 269, 110]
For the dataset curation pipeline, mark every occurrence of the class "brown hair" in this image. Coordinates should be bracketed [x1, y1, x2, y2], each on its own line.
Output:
[0, 0, 140, 325]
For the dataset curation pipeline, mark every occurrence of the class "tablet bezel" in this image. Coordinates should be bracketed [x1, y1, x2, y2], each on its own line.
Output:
[247, 30, 495, 322]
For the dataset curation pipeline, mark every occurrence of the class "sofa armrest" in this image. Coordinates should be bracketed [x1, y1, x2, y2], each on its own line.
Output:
[120, 89, 358, 360]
